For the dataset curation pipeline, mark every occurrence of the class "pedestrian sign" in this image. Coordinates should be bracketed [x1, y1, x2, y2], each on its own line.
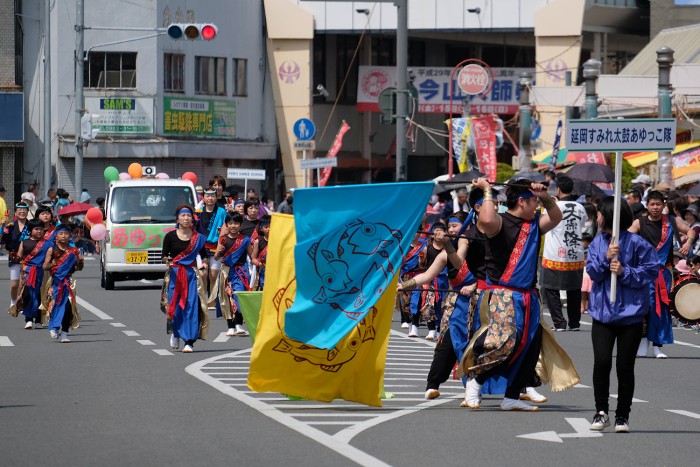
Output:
[293, 118, 315, 141]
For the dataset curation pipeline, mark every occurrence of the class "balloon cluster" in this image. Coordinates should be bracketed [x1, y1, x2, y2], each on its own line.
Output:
[85, 207, 106, 241]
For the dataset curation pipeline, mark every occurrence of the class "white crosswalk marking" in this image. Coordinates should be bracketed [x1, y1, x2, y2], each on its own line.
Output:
[213, 332, 230, 343]
[0, 336, 15, 346]
[123, 330, 140, 337]
[152, 349, 174, 356]
[136, 340, 156, 346]
[667, 409, 700, 420]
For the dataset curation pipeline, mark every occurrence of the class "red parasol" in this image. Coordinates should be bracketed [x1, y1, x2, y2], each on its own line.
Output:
[57, 202, 92, 217]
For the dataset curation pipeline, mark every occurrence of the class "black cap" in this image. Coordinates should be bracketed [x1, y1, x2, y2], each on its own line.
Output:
[0, 186, 5, 192]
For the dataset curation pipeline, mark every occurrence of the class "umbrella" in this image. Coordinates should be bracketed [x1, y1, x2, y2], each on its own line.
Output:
[566, 163, 614, 183]
[432, 170, 485, 195]
[572, 179, 605, 197]
[57, 202, 92, 217]
[509, 171, 546, 183]
[686, 184, 700, 197]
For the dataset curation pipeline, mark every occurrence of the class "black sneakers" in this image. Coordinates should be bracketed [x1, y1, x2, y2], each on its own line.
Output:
[614, 417, 630, 433]
[590, 411, 610, 431]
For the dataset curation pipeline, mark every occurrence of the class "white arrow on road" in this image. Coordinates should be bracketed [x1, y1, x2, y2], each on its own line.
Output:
[517, 418, 603, 443]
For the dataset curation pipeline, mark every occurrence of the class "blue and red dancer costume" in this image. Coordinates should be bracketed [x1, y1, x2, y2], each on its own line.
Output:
[18, 232, 53, 325]
[47, 243, 83, 338]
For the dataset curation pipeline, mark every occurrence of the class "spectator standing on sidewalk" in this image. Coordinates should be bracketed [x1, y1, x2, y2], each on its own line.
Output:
[540, 175, 588, 331]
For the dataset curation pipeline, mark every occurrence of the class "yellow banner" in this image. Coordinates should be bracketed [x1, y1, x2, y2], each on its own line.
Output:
[247, 214, 395, 407]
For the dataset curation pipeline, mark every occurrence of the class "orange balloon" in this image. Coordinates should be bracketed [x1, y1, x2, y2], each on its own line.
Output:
[128, 162, 143, 179]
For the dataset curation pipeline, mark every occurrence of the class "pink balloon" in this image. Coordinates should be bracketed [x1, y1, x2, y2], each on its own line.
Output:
[119, 172, 132, 180]
[90, 223, 107, 241]
[155, 172, 169, 179]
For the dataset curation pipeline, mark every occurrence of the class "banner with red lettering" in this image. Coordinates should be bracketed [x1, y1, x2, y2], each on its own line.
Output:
[472, 116, 497, 182]
[319, 120, 351, 187]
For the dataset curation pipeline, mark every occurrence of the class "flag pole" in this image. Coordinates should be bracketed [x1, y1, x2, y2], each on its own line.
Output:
[610, 151, 623, 302]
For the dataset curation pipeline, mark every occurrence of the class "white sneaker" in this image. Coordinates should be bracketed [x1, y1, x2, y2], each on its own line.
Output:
[500, 397, 539, 412]
[460, 378, 482, 409]
[400, 322, 410, 329]
[182, 344, 194, 353]
[425, 389, 440, 400]
[590, 411, 610, 431]
[169, 334, 180, 349]
[49, 329, 58, 340]
[235, 325, 248, 336]
[520, 386, 548, 403]
[408, 325, 419, 337]
[24, 321, 33, 330]
[653, 346, 667, 359]
[226, 328, 236, 337]
[59, 331, 70, 343]
[34, 321, 42, 329]
[636, 337, 649, 357]
[425, 330, 437, 341]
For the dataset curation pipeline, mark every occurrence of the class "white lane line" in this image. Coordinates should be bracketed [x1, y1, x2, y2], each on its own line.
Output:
[213, 332, 230, 343]
[153, 349, 174, 356]
[667, 410, 700, 420]
[307, 422, 357, 426]
[76, 297, 113, 320]
[0, 336, 15, 346]
[123, 330, 140, 337]
[186, 350, 392, 467]
[611, 394, 647, 403]
[136, 340, 156, 346]
[294, 413, 378, 418]
[110, 322, 126, 328]
[574, 384, 591, 388]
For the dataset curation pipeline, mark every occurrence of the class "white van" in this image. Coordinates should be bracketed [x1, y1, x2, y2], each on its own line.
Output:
[100, 178, 197, 289]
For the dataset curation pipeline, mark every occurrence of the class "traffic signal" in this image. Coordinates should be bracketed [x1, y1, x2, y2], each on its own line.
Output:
[167, 23, 218, 41]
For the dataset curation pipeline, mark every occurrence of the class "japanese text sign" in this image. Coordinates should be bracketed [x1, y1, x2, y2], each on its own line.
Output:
[566, 119, 677, 152]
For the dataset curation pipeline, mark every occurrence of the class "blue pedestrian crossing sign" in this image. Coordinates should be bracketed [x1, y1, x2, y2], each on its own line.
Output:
[293, 118, 315, 141]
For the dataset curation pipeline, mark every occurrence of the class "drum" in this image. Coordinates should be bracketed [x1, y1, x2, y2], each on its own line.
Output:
[670, 276, 700, 324]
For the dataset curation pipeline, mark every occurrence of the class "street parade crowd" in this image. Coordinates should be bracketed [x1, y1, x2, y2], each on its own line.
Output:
[2, 170, 700, 433]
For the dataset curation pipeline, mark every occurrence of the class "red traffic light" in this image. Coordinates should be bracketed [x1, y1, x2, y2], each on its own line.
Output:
[201, 24, 217, 40]
[166, 23, 217, 40]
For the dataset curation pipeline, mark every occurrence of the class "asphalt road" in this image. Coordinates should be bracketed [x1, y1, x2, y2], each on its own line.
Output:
[1, 258, 699, 466]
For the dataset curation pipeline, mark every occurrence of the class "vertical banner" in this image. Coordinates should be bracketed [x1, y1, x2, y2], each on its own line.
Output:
[447, 118, 472, 173]
[318, 120, 351, 187]
[548, 119, 563, 171]
[472, 116, 497, 182]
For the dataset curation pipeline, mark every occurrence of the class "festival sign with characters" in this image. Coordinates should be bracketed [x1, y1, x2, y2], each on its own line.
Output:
[109, 225, 175, 249]
[163, 97, 236, 138]
[357, 66, 534, 115]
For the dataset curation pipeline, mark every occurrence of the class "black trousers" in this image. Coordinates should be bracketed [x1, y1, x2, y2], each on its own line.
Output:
[591, 319, 643, 419]
[426, 329, 457, 390]
[61, 306, 73, 332]
[475, 326, 543, 399]
[543, 288, 581, 329]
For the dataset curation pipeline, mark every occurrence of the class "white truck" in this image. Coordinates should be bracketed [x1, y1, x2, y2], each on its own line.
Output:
[100, 178, 197, 290]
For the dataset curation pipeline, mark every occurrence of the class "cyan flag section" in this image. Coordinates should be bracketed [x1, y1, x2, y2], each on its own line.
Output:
[284, 182, 434, 349]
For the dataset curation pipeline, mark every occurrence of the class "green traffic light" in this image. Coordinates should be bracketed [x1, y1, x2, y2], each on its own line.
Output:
[167, 24, 183, 39]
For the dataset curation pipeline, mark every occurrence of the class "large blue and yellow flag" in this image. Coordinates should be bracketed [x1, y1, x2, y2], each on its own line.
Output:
[283, 182, 433, 349]
[248, 214, 397, 406]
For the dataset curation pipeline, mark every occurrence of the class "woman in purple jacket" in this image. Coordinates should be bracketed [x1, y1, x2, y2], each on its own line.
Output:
[586, 196, 658, 434]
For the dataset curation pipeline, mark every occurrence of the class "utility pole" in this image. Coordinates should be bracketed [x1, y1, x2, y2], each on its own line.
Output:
[74, 0, 85, 198]
[657, 47, 674, 188]
[517, 72, 533, 173]
[395, 0, 407, 182]
[43, 0, 52, 195]
[582, 59, 601, 120]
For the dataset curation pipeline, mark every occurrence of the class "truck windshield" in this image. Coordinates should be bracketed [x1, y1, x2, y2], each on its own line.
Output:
[110, 186, 194, 223]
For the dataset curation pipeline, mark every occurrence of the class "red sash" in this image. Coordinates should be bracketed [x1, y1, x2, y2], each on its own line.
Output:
[258, 246, 268, 264]
[656, 215, 669, 250]
[654, 267, 670, 317]
[223, 234, 245, 258]
[449, 261, 470, 288]
[23, 238, 47, 288]
[167, 233, 200, 320]
[499, 220, 531, 284]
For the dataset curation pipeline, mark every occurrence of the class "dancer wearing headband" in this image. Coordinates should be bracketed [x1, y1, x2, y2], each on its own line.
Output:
[396, 230, 428, 330]
[11, 219, 50, 328]
[162, 205, 210, 353]
[251, 215, 271, 290]
[461, 178, 563, 411]
[43, 223, 84, 343]
[195, 186, 228, 301]
[4, 202, 30, 311]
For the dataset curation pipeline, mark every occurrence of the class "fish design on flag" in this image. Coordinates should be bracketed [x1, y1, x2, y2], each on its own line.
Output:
[308, 219, 402, 320]
[272, 278, 377, 372]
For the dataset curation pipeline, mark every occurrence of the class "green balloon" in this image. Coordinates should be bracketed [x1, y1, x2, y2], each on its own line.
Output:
[104, 166, 119, 182]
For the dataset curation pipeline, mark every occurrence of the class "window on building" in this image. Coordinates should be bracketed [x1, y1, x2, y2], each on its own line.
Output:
[336, 35, 359, 104]
[85, 52, 137, 89]
[164, 53, 184, 93]
[232, 58, 247, 96]
[195, 56, 226, 96]
[313, 36, 327, 103]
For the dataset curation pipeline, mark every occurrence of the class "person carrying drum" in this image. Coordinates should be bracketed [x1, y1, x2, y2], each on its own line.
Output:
[628, 190, 696, 359]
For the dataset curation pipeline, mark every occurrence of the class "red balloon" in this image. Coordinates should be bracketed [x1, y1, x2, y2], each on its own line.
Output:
[182, 171, 198, 185]
[85, 207, 103, 225]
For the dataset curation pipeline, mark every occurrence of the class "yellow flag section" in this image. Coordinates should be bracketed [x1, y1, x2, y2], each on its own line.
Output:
[247, 214, 396, 407]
